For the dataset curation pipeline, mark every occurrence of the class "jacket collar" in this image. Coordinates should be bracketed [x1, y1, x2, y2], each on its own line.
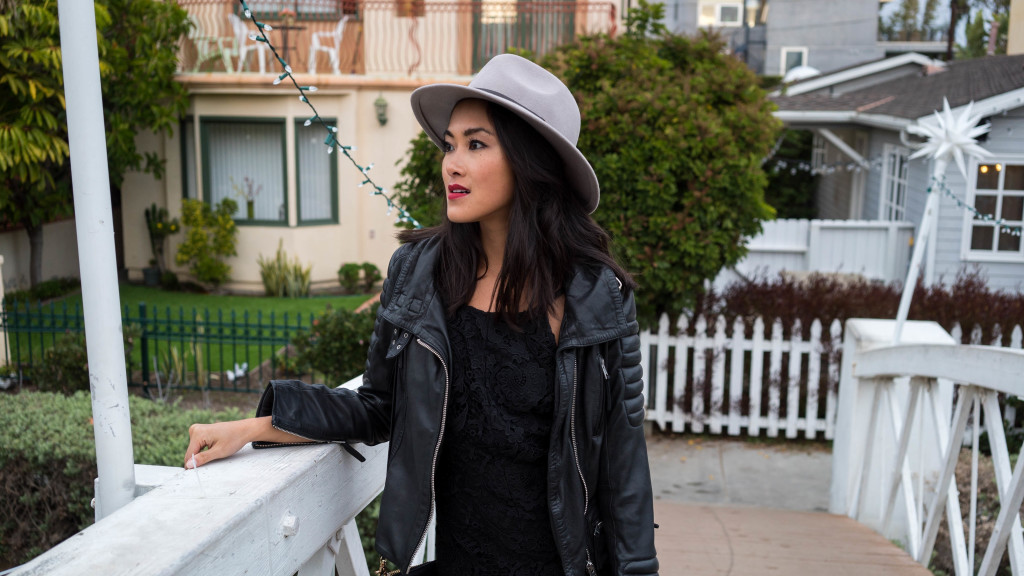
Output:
[380, 237, 634, 350]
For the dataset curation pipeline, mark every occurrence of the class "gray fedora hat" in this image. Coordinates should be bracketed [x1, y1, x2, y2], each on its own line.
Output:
[410, 53, 600, 213]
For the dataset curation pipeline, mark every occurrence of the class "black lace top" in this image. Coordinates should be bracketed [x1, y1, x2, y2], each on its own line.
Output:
[434, 306, 563, 575]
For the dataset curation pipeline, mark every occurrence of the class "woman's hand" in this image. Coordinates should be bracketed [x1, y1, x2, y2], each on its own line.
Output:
[184, 418, 261, 469]
[184, 416, 310, 468]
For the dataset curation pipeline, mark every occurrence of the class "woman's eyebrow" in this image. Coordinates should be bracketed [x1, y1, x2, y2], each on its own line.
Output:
[443, 127, 495, 138]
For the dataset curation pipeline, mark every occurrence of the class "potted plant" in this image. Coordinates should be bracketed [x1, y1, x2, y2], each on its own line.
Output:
[144, 203, 180, 285]
[143, 259, 161, 286]
[231, 176, 262, 220]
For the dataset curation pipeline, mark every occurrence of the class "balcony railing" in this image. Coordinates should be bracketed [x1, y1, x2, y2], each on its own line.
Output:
[177, 0, 617, 77]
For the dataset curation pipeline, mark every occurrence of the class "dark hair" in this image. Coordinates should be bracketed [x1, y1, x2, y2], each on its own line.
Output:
[399, 100, 635, 325]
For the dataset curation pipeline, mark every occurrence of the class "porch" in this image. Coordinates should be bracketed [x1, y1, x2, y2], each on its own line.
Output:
[176, 0, 618, 78]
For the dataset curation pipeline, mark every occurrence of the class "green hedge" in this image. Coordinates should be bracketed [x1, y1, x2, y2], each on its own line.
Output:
[0, 392, 243, 566]
[1, 391, 383, 570]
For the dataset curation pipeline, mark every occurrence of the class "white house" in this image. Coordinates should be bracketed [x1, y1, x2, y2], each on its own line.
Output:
[767, 52, 1024, 292]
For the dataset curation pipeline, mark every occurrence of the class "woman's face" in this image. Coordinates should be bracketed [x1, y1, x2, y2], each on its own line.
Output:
[442, 99, 515, 228]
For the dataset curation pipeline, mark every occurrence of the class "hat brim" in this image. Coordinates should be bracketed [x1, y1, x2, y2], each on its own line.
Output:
[410, 84, 600, 214]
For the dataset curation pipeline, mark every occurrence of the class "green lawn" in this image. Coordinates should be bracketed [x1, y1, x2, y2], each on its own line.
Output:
[3, 284, 375, 391]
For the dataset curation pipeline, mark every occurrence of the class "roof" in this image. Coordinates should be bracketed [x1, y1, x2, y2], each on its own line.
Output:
[773, 52, 941, 97]
[772, 54, 1024, 126]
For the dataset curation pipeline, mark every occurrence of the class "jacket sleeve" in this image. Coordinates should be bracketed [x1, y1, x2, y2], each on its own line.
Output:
[252, 245, 410, 447]
[599, 290, 659, 576]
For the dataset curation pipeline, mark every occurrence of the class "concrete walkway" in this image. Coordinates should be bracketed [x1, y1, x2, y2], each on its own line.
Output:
[646, 435, 931, 576]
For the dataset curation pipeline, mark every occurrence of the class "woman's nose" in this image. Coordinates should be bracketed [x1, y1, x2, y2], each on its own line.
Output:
[444, 153, 464, 177]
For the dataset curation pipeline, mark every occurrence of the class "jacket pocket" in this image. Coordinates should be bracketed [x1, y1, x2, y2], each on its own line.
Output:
[388, 353, 408, 456]
[592, 350, 609, 437]
[589, 518, 610, 575]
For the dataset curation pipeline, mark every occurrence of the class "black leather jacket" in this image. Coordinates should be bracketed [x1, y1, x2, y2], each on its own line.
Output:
[256, 237, 658, 575]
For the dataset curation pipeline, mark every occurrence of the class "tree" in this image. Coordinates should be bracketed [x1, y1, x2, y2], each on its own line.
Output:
[879, 0, 946, 42]
[0, 2, 71, 287]
[393, 0, 780, 324]
[958, 8, 1009, 57]
[0, 0, 189, 287]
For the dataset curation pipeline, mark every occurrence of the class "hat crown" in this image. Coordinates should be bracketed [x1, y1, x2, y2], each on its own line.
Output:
[469, 54, 581, 146]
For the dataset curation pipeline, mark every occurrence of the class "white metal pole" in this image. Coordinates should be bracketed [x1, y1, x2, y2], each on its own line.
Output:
[57, 0, 135, 520]
[894, 158, 948, 344]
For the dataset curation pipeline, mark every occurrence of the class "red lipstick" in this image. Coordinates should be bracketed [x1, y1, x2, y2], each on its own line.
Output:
[447, 183, 469, 200]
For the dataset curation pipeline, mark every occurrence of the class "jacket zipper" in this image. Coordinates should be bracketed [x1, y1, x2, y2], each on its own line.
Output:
[569, 353, 596, 575]
[407, 338, 450, 572]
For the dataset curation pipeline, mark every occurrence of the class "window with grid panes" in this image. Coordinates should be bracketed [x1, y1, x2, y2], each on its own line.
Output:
[879, 144, 909, 221]
[968, 162, 1024, 257]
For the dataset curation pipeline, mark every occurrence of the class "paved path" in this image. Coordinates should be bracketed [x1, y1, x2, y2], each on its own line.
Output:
[653, 502, 932, 575]
[646, 435, 931, 576]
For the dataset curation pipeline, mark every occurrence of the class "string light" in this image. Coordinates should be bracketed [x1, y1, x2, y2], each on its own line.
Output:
[766, 153, 889, 176]
[238, 0, 421, 228]
[763, 144, 1020, 236]
[929, 176, 1024, 237]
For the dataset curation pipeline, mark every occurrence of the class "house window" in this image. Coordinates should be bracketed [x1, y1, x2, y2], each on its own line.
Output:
[201, 119, 287, 224]
[879, 144, 909, 221]
[716, 3, 742, 25]
[967, 161, 1024, 257]
[781, 46, 808, 75]
[699, 1, 743, 27]
[811, 133, 826, 171]
[295, 119, 338, 223]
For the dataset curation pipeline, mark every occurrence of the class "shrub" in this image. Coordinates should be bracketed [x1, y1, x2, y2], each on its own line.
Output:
[0, 391, 243, 566]
[361, 262, 382, 293]
[175, 198, 239, 288]
[258, 240, 312, 298]
[159, 270, 180, 291]
[30, 324, 141, 395]
[538, 9, 780, 325]
[290, 304, 378, 386]
[338, 263, 363, 294]
[393, 131, 445, 229]
[4, 277, 80, 304]
[693, 267, 1024, 344]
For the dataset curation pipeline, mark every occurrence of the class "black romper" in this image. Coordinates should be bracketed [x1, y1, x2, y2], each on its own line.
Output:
[434, 306, 563, 575]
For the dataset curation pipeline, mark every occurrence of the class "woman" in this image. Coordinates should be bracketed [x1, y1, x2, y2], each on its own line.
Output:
[185, 54, 658, 576]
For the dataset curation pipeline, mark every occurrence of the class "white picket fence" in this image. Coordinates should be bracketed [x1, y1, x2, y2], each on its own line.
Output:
[641, 315, 1024, 439]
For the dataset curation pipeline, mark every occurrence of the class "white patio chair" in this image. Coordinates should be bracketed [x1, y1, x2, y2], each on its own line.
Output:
[308, 16, 350, 74]
[187, 7, 237, 73]
[229, 12, 267, 73]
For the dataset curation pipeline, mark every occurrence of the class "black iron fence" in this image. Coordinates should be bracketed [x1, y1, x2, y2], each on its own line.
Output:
[0, 300, 317, 394]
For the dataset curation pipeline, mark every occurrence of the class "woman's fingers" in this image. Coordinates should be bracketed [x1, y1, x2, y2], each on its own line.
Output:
[184, 422, 237, 468]
[184, 423, 209, 468]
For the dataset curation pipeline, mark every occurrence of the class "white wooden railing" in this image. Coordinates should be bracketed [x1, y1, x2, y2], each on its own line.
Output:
[9, 377, 420, 576]
[832, 318, 1024, 575]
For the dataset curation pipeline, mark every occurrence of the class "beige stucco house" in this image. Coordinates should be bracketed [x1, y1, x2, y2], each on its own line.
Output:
[0, 0, 617, 293]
